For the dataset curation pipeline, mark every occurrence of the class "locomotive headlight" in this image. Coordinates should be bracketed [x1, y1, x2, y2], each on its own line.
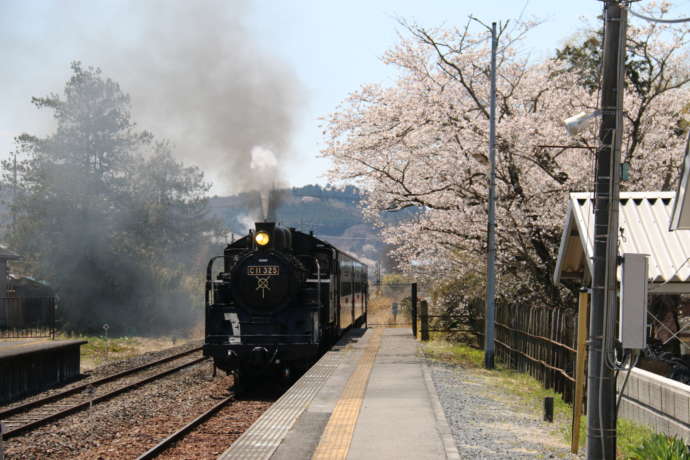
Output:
[255, 231, 270, 246]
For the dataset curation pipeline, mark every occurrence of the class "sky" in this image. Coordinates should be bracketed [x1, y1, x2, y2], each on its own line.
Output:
[2, 0, 690, 195]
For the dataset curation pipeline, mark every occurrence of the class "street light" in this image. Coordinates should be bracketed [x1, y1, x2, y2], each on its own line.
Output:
[563, 110, 602, 136]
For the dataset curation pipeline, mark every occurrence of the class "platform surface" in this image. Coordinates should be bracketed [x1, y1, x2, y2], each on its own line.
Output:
[220, 328, 459, 460]
[0, 339, 87, 359]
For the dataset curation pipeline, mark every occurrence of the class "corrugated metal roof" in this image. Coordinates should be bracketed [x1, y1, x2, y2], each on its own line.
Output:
[554, 191, 690, 293]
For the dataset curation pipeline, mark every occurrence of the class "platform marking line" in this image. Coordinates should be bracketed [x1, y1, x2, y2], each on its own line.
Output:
[311, 328, 383, 460]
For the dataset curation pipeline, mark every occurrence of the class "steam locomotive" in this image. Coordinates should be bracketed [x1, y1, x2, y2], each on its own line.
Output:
[203, 222, 367, 384]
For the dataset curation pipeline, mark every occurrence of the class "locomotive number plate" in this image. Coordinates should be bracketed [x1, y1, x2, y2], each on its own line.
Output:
[247, 265, 280, 276]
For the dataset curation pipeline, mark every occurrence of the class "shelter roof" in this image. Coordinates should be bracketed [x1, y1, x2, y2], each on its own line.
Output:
[0, 244, 20, 261]
[553, 191, 690, 294]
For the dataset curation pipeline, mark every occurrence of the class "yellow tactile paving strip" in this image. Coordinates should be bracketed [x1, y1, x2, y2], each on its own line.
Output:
[311, 328, 383, 460]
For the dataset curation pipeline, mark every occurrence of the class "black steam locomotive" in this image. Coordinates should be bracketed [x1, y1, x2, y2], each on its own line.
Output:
[203, 222, 367, 383]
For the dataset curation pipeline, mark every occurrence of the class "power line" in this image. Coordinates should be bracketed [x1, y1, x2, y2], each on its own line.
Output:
[629, 8, 690, 24]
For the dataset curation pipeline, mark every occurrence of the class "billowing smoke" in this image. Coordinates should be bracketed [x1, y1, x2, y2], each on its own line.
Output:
[0, 0, 303, 335]
[120, 1, 303, 194]
[1, 0, 303, 195]
[250, 146, 278, 220]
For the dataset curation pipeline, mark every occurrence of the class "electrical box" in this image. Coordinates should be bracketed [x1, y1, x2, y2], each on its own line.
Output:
[619, 253, 648, 349]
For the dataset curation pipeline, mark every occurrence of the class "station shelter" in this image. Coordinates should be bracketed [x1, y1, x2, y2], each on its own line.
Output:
[553, 191, 690, 441]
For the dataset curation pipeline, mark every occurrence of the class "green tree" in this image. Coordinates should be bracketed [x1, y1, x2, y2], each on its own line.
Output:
[5, 62, 218, 334]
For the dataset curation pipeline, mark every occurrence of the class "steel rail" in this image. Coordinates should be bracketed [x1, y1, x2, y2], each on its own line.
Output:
[136, 395, 235, 459]
[0, 345, 202, 420]
[2, 355, 207, 439]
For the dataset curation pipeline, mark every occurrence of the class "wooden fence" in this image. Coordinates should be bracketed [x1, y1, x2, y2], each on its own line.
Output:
[425, 302, 579, 403]
[494, 303, 578, 402]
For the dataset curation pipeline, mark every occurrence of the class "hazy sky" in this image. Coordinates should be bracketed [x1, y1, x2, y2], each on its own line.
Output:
[2, 1, 690, 194]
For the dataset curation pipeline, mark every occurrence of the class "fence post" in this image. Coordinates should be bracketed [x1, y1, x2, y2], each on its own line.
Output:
[411, 283, 418, 338]
[50, 297, 56, 340]
[0, 420, 5, 460]
[544, 397, 554, 422]
[420, 300, 429, 341]
[571, 289, 589, 454]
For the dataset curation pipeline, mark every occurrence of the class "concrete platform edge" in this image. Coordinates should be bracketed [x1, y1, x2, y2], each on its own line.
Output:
[421, 355, 461, 460]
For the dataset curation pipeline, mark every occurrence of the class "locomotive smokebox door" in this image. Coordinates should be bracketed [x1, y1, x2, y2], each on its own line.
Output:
[231, 249, 305, 313]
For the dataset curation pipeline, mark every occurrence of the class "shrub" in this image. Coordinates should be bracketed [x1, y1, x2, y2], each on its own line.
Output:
[631, 433, 690, 460]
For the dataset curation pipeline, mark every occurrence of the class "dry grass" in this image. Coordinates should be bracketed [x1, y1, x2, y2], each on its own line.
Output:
[55, 329, 202, 371]
[367, 294, 409, 327]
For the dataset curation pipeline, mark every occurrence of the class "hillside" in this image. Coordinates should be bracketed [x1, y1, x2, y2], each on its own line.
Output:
[209, 184, 405, 265]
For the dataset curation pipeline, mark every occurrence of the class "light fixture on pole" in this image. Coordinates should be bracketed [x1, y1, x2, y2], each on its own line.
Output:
[563, 110, 602, 136]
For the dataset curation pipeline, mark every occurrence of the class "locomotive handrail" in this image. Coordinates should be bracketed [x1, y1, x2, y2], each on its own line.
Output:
[297, 254, 322, 310]
[314, 257, 321, 309]
[205, 255, 226, 308]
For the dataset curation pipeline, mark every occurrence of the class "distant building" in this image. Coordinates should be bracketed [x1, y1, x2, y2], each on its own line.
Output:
[0, 244, 20, 296]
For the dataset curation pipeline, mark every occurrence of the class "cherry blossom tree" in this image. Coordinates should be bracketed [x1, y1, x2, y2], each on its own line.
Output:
[321, 3, 690, 307]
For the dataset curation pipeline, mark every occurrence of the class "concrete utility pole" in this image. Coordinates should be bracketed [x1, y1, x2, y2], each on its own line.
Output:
[587, 2, 627, 459]
[484, 21, 498, 370]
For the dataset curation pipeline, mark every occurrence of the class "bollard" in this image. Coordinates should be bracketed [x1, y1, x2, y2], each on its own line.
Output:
[411, 283, 418, 338]
[420, 300, 429, 341]
[85, 383, 95, 412]
[1, 420, 5, 460]
[103, 323, 110, 362]
[544, 397, 554, 423]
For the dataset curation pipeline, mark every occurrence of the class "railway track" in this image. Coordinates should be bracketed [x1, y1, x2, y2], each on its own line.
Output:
[136, 394, 235, 459]
[133, 379, 288, 459]
[0, 346, 206, 439]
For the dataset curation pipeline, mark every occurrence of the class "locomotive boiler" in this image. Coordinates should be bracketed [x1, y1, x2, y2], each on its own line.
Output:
[203, 222, 367, 384]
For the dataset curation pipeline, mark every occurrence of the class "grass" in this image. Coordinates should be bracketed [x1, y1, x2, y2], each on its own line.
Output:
[367, 293, 411, 327]
[56, 333, 193, 370]
[423, 338, 658, 459]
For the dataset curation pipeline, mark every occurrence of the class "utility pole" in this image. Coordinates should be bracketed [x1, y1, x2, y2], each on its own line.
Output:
[484, 21, 498, 370]
[587, 2, 627, 459]
[12, 152, 16, 227]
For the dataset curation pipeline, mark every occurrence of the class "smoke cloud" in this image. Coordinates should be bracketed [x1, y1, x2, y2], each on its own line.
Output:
[250, 146, 280, 220]
[0, 1, 305, 335]
[1, 0, 303, 195]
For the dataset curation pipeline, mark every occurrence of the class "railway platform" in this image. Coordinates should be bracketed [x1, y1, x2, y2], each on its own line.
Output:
[219, 327, 459, 460]
[0, 339, 86, 404]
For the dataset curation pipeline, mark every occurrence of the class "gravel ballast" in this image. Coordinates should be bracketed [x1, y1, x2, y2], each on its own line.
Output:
[1, 343, 274, 459]
[429, 360, 582, 459]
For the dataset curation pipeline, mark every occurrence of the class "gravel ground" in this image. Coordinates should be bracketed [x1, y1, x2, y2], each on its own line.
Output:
[0, 340, 202, 414]
[429, 360, 583, 459]
[2, 346, 275, 459]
